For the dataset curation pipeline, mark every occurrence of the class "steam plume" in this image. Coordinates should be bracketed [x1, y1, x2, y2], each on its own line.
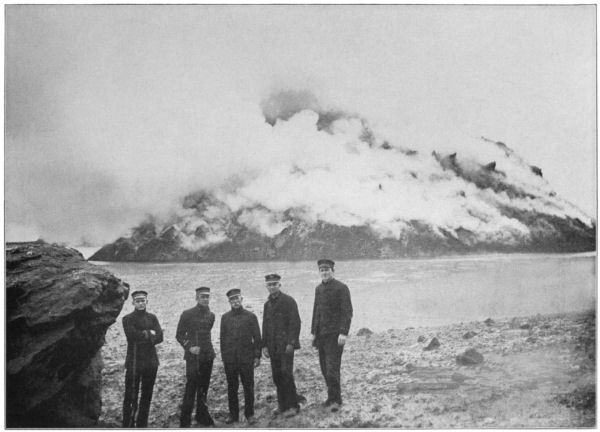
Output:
[136, 90, 592, 252]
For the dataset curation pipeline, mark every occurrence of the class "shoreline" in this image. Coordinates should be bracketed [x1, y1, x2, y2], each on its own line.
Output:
[85, 250, 597, 265]
[99, 309, 595, 428]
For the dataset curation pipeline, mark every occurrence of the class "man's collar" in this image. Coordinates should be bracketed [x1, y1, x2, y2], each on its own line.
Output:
[269, 292, 280, 300]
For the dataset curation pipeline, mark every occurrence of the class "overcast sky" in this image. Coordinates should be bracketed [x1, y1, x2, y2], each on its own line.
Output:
[5, 5, 596, 246]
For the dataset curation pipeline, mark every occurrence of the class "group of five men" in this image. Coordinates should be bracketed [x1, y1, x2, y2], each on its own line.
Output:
[121, 258, 353, 428]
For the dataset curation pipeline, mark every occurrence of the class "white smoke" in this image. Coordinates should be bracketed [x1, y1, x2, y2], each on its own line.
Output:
[6, 6, 594, 247]
[164, 91, 592, 251]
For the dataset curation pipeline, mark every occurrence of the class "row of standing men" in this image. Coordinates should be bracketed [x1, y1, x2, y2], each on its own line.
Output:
[121, 258, 353, 427]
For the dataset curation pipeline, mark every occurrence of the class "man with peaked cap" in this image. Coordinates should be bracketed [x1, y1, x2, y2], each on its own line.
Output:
[122, 290, 164, 428]
[220, 288, 262, 425]
[262, 273, 302, 418]
[311, 259, 353, 412]
[176, 287, 216, 427]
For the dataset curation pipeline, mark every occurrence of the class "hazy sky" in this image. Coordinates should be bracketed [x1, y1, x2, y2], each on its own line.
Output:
[5, 5, 596, 245]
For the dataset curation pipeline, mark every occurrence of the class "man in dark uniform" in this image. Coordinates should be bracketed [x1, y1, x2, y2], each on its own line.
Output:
[220, 288, 262, 425]
[311, 259, 353, 412]
[262, 273, 301, 418]
[122, 290, 163, 428]
[176, 286, 216, 427]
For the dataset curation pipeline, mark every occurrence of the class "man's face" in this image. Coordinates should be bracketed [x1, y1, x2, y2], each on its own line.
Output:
[228, 294, 243, 309]
[132, 296, 147, 311]
[266, 281, 281, 296]
[196, 292, 210, 307]
[319, 266, 334, 282]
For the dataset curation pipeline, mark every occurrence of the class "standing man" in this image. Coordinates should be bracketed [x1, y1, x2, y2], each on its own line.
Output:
[311, 259, 353, 412]
[122, 290, 163, 428]
[176, 286, 216, 428]
[220, 288, 262, 425]
[262, 274, 301, 418]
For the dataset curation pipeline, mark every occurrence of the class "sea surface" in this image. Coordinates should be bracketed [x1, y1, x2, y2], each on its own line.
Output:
[90, 253, 597, 340]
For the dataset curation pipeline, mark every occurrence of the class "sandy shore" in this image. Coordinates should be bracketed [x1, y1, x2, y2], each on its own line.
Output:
[98, 309, 595, 428]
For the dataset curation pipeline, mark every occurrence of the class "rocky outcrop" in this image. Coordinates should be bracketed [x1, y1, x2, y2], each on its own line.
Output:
[6, 241, 129, 427]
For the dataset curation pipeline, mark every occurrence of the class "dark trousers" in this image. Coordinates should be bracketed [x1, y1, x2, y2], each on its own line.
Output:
[224, 361, 255, 419]
[122, 365, 157, 428]
[180, 358, 214, 426]
[317, 333, 344, 404]
[270, 351, 299, 411]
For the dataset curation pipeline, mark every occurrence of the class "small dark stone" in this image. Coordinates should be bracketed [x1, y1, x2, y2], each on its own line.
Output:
[451, 372, 469, 383]
[423, 337, 440, 351]
[526, 336, 537, 343]
[456, 348, 484, 365]
[417, 335, 426, 343]
[357, 328, 373, 337]
[405, 363, 416, 372]
[484, 318, 494, 326]
[462, 331, 477, 339]
[519, 323, 532, 330]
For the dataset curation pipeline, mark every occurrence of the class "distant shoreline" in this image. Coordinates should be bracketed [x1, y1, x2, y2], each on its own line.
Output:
[84, 250, 597, 265]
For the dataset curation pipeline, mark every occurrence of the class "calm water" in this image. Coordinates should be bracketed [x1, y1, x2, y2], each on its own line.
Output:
[94, 253, 596, 340]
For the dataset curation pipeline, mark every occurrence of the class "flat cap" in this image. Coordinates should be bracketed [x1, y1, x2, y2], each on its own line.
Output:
[317, 259, 335, 269]
[265, 273, 281, 282]
[196, 286, 211, 294]
[131, 290, 148, 299]
[226, 288, 241, 298]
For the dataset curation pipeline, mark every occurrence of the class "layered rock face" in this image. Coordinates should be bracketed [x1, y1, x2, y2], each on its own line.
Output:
[6, 241, 129, 427]
[90, 209, 595, 263]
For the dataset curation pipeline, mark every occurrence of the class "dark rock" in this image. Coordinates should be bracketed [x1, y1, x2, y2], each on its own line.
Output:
[484, 318, 495, 326]
[451, 372, 469, 383]
[423, 337, 440, 351]
[6, 242, 128, 427]
[520, 323, 532, 330]
[417, 335, 426, 342]
[456, 348, 484, 366]
[357, 328, 373, 337]
[484, 161, 496, 171]
[531, 166, 543, 177]
[526, 336, 538, 343]
[405, 363, 416, 372]
[462, 331, 477, 339]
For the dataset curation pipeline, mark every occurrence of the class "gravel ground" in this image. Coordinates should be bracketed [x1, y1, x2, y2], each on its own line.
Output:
[99, 309, 595, 428]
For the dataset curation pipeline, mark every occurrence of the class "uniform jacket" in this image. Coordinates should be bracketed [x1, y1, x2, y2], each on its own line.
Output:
[220, 307, 262, 364]
[176, 304, 216, 362]
[311, 278, 353, 337]
[262, 291, 301, 355]
[122, 309, 163, 370]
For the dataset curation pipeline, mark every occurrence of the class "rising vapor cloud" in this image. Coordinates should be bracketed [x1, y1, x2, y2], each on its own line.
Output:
[5, 6, 595, 247]
[142, 90, 592, 252]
